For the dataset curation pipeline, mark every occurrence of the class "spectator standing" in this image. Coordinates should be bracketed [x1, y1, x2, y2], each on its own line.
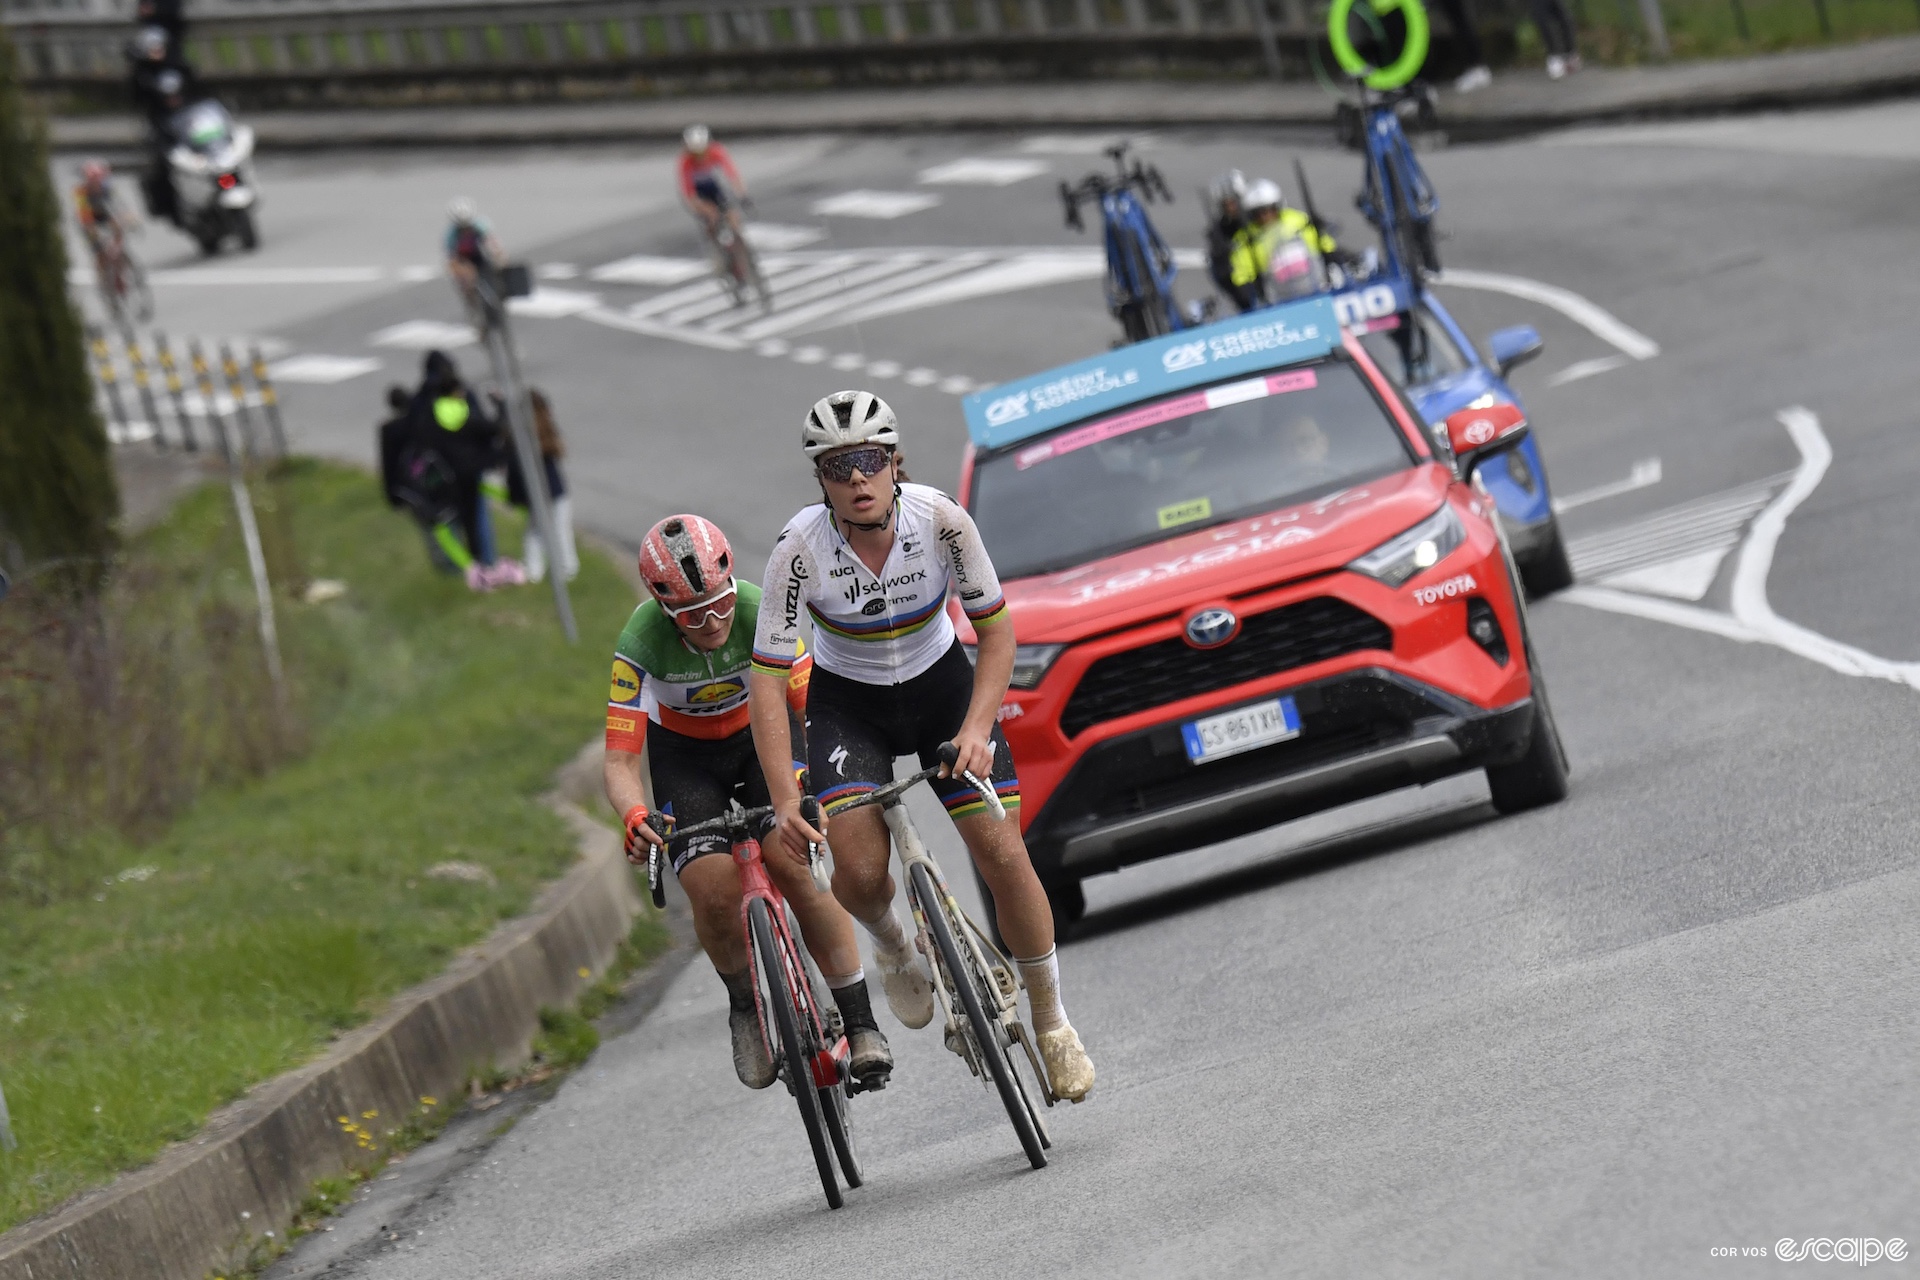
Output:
[1532, 0, 1582, 77]
[406, 350, 523, 590]
[505, 388, 579, 583]
[1434, 0, 1494, 91]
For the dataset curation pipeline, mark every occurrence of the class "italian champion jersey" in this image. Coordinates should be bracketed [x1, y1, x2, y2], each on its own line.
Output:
[605, 580, 810, 753]
[752, 483, 1010, 686]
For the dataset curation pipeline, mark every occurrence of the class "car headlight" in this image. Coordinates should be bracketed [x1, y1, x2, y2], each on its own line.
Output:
[1348, 504, 1466, 586]
[960, 642, 1065, 690]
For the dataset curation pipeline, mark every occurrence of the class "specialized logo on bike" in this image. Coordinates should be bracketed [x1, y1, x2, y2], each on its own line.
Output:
[1328, 0, 1430, 90]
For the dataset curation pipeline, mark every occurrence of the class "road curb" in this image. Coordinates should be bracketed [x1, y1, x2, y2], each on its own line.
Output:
[0, 796, 641, 1280]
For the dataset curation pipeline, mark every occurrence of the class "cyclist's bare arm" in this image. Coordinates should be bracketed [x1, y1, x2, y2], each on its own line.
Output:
[603, 748, 663, 860]
[749, 670, 821, 862]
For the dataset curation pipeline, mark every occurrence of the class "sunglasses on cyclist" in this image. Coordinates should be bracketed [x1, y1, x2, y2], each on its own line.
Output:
[665, 578, 738, 627]
[815, 445, 894, 485]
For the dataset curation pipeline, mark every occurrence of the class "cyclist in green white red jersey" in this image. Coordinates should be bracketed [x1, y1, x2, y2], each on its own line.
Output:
[605, 514, 892, 1091]
[747, 391, 1097, 1103]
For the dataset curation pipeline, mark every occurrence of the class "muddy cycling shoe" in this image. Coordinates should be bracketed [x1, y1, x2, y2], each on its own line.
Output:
[1036, 1024, 1096, 1103]
[730, 1004, 776, 1090]
[875, 942, 935, 1030]
[847, 1025, 894, 1092]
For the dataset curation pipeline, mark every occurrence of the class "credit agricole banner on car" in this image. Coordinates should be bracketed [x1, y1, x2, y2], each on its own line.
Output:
[961, 295, 1340, 451]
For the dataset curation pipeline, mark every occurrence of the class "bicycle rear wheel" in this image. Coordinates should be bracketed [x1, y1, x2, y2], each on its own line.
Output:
[911, 861, 1047, 1170]
[749, 898, 842, 1209]
[819, 1080, 862, 1187]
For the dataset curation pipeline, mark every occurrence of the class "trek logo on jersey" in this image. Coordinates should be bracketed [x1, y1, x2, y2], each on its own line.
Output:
[685, 678, 745, 706]
[609, 658, 642, 705]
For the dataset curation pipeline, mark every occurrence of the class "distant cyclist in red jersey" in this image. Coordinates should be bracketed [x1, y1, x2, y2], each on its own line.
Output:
[677, 124, 745, 239]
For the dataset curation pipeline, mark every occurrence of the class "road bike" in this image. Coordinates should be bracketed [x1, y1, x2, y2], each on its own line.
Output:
[643, 790, 861, 1209]
[92, 231, 153, 329]
[1335, 84, 1442, 283]
[695, 183, 771, 311]
[823, 744, 1057, 1170]
[1061, 143, 1188, 345]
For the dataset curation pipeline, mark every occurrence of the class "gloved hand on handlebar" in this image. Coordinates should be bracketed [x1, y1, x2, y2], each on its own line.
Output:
[623, 804, 663, 864]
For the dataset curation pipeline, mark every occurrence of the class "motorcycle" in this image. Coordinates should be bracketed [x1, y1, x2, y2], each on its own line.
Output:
[165, 99, 259, 254]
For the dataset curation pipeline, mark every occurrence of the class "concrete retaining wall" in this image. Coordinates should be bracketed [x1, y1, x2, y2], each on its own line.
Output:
[0, 801, 638, 1280]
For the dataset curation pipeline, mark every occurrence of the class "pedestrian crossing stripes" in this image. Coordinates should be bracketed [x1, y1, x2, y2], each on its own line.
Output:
[1566, 474, 1791, 599]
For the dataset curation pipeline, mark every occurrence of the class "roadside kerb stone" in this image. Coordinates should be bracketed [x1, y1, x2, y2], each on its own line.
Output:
[0, 800, 640, 1280]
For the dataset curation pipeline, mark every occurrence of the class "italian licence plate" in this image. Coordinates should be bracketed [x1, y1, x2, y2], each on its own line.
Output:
[1181, 697, 1301, 764]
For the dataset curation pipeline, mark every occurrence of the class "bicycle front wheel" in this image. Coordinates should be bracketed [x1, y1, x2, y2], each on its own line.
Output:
[749, 898, 843, 1209]
[911, 861, 1047, 1170]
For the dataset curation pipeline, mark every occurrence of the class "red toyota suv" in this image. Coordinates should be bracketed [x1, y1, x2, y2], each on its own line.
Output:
[956, 297, 1569, 931]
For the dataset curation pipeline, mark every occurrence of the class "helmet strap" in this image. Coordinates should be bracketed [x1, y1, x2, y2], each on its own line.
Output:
[828, 482, 901, 535]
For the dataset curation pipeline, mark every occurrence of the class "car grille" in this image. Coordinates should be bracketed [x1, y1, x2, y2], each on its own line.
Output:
[1059, 597, 1392, 737]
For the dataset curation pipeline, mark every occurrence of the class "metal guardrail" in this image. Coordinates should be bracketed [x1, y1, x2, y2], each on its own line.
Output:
[3, 0, 1335, 84]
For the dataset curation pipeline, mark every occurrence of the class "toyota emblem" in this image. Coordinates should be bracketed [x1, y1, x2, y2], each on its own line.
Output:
[1184, 608, 1239, 649]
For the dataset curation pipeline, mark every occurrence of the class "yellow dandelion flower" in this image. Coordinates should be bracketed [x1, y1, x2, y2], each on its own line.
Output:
[361, 1109, 378, 1119]
[420, 1096, 437, 1106]
[577, 967, 591, 978]
[337, 1116, 350, 1124]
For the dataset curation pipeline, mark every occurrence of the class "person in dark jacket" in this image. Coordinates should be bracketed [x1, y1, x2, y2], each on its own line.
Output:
[405, 351, 521, 588]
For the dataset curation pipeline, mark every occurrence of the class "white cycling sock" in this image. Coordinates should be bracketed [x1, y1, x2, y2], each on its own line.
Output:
[1016, 948, 1068, 1034]
[822, 966, 864, 990]
[857, 905, 912, 958]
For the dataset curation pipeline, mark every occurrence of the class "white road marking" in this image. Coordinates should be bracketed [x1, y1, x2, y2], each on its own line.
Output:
[578, 306, 745, 352]
[1435, 268, 1660, 361]
[1565, 408, 1920, 688]
[829, 352, 866, 370]
[733, 254, 990, 341]
[918, 158, 1049, 186]
[1567, 473, 1785, 581]
[791, 346, 827, 364]
[1019, 133, 1155, 154]
[866, 360, 902, 378]
[588, 255, 709, 286]
[507, 288, 600, 318]
[1546, 354, 1629, 386]
[537, 263, 579, 280]
[398, 265, 438, 282]
[1552, 457, 1661, 513]
[1598, 548, 1729, 601]
[269, 354, 382, 384]
[153, 266, 387, 286]
[838, 249, 1105, 326]
[371, 319, 477, 349]
[811, 190, 942, 219]
[745, 223, 826, 251]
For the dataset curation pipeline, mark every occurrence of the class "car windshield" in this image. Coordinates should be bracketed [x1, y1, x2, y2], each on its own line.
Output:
[1357, 305, 1475, 386]
[969, 359, 1415, 580]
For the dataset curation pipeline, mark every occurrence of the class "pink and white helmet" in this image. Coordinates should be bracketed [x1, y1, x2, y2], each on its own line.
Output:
[638, 515, 733, 609]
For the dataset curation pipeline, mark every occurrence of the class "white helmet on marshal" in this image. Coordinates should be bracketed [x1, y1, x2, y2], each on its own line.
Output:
[802, 390, 899, 459]
[1243, 178, 1284, 213]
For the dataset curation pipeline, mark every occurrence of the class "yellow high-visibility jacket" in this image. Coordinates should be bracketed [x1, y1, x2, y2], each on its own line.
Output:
[1228, 209, 1338, 288]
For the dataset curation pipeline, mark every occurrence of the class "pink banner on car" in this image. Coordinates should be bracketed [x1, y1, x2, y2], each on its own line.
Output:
[1014, 368, 1319, 471]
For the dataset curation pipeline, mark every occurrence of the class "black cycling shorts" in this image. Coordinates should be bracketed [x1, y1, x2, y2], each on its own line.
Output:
[647, 715, 798, 874]
[806, 641, 1020, 822]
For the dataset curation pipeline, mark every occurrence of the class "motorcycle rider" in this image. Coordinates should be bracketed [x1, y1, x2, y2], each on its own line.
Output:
[1226, 178, 1339, 312]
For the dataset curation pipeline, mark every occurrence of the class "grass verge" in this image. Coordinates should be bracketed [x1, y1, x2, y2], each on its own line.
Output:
[0, 459, 649, 1235]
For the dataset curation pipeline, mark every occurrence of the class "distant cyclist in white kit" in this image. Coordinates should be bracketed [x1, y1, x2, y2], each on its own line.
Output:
[746, 390, 1097, 1102]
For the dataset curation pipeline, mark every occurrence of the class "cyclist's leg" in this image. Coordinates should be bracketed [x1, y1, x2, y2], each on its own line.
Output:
[651, 727, 775, 1087]
[740, 714, 860, 981]
[806, 668, 935, 1028]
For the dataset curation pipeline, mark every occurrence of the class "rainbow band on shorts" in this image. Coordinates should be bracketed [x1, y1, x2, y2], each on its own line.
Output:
[942, 779, 1022, 820]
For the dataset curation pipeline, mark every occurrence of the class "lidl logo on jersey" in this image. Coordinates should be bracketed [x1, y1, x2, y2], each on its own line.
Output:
[686, 678, 746, 706]
[609, 658, 642, 705]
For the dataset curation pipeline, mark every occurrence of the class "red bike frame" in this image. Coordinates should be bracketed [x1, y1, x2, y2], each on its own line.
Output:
[733, 830, 847, 1091]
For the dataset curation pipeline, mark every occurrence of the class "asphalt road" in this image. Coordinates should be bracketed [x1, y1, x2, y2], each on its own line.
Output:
[84, 100, 1920, 1278]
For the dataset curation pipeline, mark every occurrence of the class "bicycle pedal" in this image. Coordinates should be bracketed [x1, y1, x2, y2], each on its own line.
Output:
[847, 1067, 890, 1095]
[992, 967, 1017, 1000]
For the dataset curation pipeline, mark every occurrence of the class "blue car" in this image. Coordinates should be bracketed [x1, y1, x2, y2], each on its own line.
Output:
[1339, 284, 1575, 598]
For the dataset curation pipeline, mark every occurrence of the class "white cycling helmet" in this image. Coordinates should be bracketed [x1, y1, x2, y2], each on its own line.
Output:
[803, 390, 899, 459]
[1243, 178, 1283, 212]
[447, 196, 478, 225]
[683, 124, 710, 152]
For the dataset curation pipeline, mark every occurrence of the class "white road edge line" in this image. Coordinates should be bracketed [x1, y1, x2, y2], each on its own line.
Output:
[1435, 268, 1661, 361]
[578, 306, 747, 352]
[1563, 407, 1920, 689]
[1552, 457, 1661, 513]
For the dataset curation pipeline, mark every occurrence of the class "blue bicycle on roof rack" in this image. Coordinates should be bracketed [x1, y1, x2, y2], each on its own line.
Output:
[1334, 83, 1442, 283]
[1061, 144, 1194, 344]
